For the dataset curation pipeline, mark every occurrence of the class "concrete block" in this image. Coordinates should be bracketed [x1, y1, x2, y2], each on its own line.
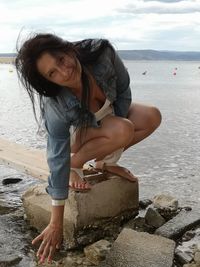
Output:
[99, 228, 176, 267]
[155, 206, 200, 239]
[22, 175, 139, 248]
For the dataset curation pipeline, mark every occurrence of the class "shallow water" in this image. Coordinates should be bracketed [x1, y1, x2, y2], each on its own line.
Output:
[1, 61, 200, 205]
[0, 61, 200, 264]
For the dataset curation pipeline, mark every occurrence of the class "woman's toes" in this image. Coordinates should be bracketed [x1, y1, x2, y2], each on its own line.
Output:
[70, 181, 75, 187]
[85, 182, 92, 189]
[75, 182, 80, 188]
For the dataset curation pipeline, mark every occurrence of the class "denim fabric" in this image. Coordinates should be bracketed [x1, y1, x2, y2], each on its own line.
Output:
[44, 43, 132, 200]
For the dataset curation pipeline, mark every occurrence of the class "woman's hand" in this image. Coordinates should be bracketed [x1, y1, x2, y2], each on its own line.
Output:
[32, 223, 63, 264]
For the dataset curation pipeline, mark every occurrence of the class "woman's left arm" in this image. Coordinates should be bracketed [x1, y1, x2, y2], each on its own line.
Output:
[112, 49, 132, 118]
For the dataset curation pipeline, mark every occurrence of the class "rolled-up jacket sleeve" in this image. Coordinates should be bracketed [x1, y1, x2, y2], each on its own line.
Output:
[44, 100, 71, 200]
[112, 49, 132, 118]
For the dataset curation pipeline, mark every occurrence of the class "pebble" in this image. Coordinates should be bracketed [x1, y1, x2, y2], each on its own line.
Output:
[2, 178, 23, 185]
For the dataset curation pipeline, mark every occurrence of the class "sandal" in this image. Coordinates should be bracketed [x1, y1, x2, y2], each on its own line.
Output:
[82, 163, 99, 175]
[69, 168, 92, 192]
[94, 162, 138, 182]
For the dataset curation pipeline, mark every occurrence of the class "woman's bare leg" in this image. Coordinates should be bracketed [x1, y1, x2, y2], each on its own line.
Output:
[70, 104, 162, 188]
[70, 115, 135, 188]
[124, 103, 162, 150]
[94, 104, 162, 179]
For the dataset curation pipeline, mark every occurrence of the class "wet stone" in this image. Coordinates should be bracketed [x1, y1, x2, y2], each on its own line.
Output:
[175, 227, 200, 266]
[145, 207, 166, 228]
[155, 206, 200, 239]
[84, 239, 112, 265]
[139, 198, 152, 209]
[0, 254, 22, 266]
[182, 230, 196, 242]
[2, 178, 23, 185]
[153, 194, 179, 211]
[0, 201, 15, 215]
[124, 216, 154, 233]
[183, 264, 200, 267]
[157, 207, 180, 221]
[175, 249, 194, 265]
[194, 251, 200, 263]
[99, 228, 175, 267]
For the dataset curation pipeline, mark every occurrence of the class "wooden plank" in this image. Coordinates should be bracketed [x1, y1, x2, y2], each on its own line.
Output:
[0, 138, 49, 180]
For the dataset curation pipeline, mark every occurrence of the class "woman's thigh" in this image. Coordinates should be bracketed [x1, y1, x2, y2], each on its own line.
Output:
[71, 114, 134, 153]
[127, 103, 162, 131]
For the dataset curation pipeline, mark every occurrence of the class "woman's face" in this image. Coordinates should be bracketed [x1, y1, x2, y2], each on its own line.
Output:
[36, 52, 82, 88]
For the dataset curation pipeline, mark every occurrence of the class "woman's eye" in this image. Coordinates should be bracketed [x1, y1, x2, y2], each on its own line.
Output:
[59, 56, 64, 62]
[49, 71, 55, 78]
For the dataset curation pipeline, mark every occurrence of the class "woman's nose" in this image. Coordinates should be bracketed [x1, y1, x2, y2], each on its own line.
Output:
[58, 66, 69, 78]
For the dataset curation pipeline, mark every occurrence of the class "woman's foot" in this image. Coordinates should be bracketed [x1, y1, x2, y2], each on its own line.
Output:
[69, 168, 92, 191]
[94, 162, 137, 182]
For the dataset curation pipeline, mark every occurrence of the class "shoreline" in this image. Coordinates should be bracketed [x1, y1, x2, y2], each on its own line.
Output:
[0, 57, 15, 64]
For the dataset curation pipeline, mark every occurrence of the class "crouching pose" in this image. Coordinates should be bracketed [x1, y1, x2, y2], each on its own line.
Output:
[15, 33, 161, 263]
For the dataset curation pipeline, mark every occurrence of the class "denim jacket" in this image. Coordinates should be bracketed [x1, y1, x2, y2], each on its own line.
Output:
[43, 42, 132, 200]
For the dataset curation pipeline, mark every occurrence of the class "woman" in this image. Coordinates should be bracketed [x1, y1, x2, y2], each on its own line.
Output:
[15, 33, 161, 264]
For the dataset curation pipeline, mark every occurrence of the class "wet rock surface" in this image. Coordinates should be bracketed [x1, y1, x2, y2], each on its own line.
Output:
[2, 178, 23, 185]
[1, 163, 200, 267]
[145, 206, 166, 228]
[99, 228, 176, 267]
[84, 239, 112, 265]
[155, 207, 200, 239]
[22, 179, 139, 249]
[153, 194, 179, 211]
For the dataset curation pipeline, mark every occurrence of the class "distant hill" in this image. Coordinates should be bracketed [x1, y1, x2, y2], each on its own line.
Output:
[0, 53, 16, 57]
[1, 50, 200, 61]
[117, 50, 200, 61]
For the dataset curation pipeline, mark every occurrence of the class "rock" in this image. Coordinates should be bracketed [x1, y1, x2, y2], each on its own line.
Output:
[61, 256, 77, 267]
[153, 194, 178, 211]
[84, 239, 111, 265]
[76, 258, 83, 265]
[175, 227, 200, 267]
[0, 254, 22, 266]
[0, 201, 15, 215]
[194, 251, 200, 263]
[175, 248, 193, 264]
[182, 230, 196, 242]
[145, 207, 166, 228]
[183, 264, 199, 267]
[99, 228, 175, 267]
[2, 178, 22, 185]
[139, 198, 152, 209]
[22, 175, 139, 248]
[124, 216, 154, 233]
[155, 207, 200, 239]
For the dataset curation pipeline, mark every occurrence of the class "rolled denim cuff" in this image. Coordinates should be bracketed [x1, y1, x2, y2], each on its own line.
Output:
[45, 185, 69, 200]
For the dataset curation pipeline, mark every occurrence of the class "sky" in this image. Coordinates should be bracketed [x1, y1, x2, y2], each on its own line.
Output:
[0, 0, 200, 52]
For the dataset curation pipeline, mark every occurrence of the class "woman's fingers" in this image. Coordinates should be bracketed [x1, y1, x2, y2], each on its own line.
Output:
[37, 240, 47, 258]
[40, 242, 51, 264]
[32, 224, 63, 263]
[47, 245, 56, 263]
[32, 233, 43, 245]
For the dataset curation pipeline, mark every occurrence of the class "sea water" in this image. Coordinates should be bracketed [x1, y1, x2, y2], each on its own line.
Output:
[0, 61, 200, 265]
[0, 61, 200, 205]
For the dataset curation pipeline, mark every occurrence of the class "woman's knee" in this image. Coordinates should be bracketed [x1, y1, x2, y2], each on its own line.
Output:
[108, 118, 135, 146]
[150, 106, 162, 130]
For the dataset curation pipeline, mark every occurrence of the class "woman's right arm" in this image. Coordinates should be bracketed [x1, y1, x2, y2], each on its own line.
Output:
[32, 205, 65, 264]
[32, 99, 71, 264]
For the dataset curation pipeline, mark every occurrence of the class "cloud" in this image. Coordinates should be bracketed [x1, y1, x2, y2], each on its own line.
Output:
[117, 0, 200, 14]
[0, 0, 200, 51]
[143, 0, 185, 2]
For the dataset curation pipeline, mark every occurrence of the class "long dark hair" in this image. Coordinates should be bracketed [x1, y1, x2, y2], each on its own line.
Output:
[15, 33, 114, 131]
